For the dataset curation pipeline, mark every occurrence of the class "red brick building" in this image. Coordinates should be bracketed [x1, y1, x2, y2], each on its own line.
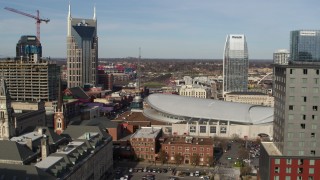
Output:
[161, 136, 214, 165]
[130, 127, 162, 161]
[260, 142, 320, 180]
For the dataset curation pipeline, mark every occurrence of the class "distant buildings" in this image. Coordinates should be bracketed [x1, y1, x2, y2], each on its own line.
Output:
[225, 91, 274, 107]
[0, 36, 60, 101]
[67, 4, 98, 88]
[290, 30, 320, 62]
[273, 49, 290, 65]
[179, 85, 211, 99]
[223, 34, 249, 94]
[260, 30, 320, 180]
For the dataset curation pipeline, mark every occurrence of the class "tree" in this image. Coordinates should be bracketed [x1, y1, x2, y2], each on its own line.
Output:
[240, 165, 252, 176]
[238, 148, 250, 160]
[174, 153, 184, 165]
[190, 153, 200, 166]
[158, 150, 168, 164]
[206, 155, 215, 167]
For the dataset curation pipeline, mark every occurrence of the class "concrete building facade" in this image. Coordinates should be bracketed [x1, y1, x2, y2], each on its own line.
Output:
[225, 91, 274, 107]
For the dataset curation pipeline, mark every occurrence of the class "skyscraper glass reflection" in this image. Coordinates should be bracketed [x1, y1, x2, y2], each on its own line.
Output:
[290, 30, 320, 62]
[223, 34, 248, 94]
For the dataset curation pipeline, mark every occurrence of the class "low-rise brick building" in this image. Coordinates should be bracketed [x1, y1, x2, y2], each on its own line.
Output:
[162, 136, 214, 166]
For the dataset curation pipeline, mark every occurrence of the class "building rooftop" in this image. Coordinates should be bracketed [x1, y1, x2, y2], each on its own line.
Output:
[145, 94, 273, 125]
[261, 142, 282, 156]
[226, 91, 268, 95]
[131, 127, 161, 139]
[0, 164, 55, 180]
[0, 141, 36, 162]
[163, 136, 214, 146]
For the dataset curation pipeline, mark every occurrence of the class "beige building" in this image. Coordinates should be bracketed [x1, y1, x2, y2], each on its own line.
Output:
[179, 85, 211, 99]
[225, 91, 274, 107]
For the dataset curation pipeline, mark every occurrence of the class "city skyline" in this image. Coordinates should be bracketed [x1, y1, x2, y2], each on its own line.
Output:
[0, 0, 320, 59]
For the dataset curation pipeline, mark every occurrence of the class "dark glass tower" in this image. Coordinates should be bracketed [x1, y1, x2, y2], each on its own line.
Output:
[16, 35, 42, 63]
[67, 4, 98, 88]
[290, 30, 320, 62]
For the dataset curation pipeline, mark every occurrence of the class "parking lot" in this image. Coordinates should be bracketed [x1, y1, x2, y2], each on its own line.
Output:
[114, 162, 213, 180]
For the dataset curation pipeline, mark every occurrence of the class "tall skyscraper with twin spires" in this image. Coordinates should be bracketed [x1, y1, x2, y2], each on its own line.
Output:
[223, 34, 248, 95]
[67, 3, 98, 88]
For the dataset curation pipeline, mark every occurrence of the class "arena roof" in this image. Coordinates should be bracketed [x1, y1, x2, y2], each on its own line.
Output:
[144, 94, 273, 125]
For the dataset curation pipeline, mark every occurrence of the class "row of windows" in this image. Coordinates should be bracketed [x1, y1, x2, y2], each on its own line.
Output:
[135, 147, 154, 152]
[288, 114, 318, 121]
[275, 159, 315, 165]
[165, 146, 211, 152]
[289, 105, 318, 111]
[189, 126, 226, 134]
[289, 68, 320, 75]
[289, 87, 319, 93]
[274, 167, 314, 174]
[287, 132, 316, 138]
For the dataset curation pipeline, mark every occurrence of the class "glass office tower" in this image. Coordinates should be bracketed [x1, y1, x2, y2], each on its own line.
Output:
[223, 34, 249, 94]
[67, 4, 98, 88]
[290, 30, 320, 62]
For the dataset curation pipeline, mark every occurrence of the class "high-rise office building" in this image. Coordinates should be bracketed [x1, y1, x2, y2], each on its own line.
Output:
[67, 4, 98, 88]
[223, 34, 248, 94]
[0, 36, 59, 101]
[260, 31, 320, 180]
[290, 30, 320, 62]
[273, 49, 290, 65]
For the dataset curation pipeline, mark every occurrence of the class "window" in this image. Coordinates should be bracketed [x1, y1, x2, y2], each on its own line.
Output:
[298, 151, 304, 156]
[275, 159, 280, 164]
[298, 168, 303, 174]
[200, 126, 206, 133]
[220, 127, 227, 134]
[192, 147, 197, 151]
[171, 146, 175, 150]
[303, 69, 308, 74]
[298, 159, 304, 165]
[302, 96, 307, 102]
[314, 78, 319, 84]
[200, 147, 204, 151]
[290, 78, 295, 83]
[290, 69, 294, 74]
[178, 146, 182, 151]
[311, 124, 317, 130]
[288, 133, 293, 138]
[311, 133, 315, 138]
[313, 96, 319, 103]
[299, 142, 304, 147]
[301, 105, 306, 111]
[309, 176, 314, 180]
[313, 87, 319, 93]
[289, 87, 295, 93]
[301, 87, 307, 93]
[302, 78, 307, 83]
[299, 132, 305, 138]
[311, 150, 315, 155]
[286, 167, 291, 173]
[285, 177, 291, 180]
[289, 114, 294, 121]
[312, 106, 318, 111]
[302, 114, 306, 120]
[274, 176, 280, 180]
[190, 126, 196, 133]
[274, 167, 280, 173]
[301, 124, 306, 129]
[287, 159, 292, 165]
[210, 126, 216, 133]
[289, 105, 294, 110]
[309, 168, 314, 174]
[310, 159, 315, 165]
[312, 115, 318, 120]
[317, 69, 320, 75]
[289, 96, 295, 102]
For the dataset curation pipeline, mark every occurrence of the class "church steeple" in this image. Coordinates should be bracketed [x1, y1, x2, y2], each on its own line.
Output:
[0, 78, 14, 140]
[54, 77, 65, 135]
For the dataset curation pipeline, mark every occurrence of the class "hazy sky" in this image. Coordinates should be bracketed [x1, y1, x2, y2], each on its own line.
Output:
[0, 0, 319, 59]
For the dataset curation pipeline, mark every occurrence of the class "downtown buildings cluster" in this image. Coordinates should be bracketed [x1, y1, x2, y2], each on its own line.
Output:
[0, 2, 319, 180]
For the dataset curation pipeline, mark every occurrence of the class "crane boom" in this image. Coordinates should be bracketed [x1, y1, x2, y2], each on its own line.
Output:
[4, 7, 50, 42]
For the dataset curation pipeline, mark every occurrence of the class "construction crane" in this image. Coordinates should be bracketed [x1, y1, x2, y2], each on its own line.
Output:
[4, 7, 50, 42]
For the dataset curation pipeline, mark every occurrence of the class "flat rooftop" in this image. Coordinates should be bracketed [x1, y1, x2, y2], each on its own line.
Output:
[261, 142, 282, 156]
[131, 127, 161, 139]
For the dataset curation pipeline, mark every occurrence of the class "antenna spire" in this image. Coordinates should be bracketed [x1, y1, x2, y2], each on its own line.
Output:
[93, 4, 96, 20]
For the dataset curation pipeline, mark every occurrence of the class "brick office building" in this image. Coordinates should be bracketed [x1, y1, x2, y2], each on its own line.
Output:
[161, 136, 214, 165]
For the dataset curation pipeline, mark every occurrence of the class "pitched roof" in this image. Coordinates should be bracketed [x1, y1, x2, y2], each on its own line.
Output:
[0, 141, 35, 162]
[62, 125, 110, 140]
[0, 164, 55, 180]
[69, 87, 90, 99]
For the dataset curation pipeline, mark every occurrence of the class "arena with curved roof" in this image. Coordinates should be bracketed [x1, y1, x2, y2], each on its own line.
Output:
[143, 94, 274, 139]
